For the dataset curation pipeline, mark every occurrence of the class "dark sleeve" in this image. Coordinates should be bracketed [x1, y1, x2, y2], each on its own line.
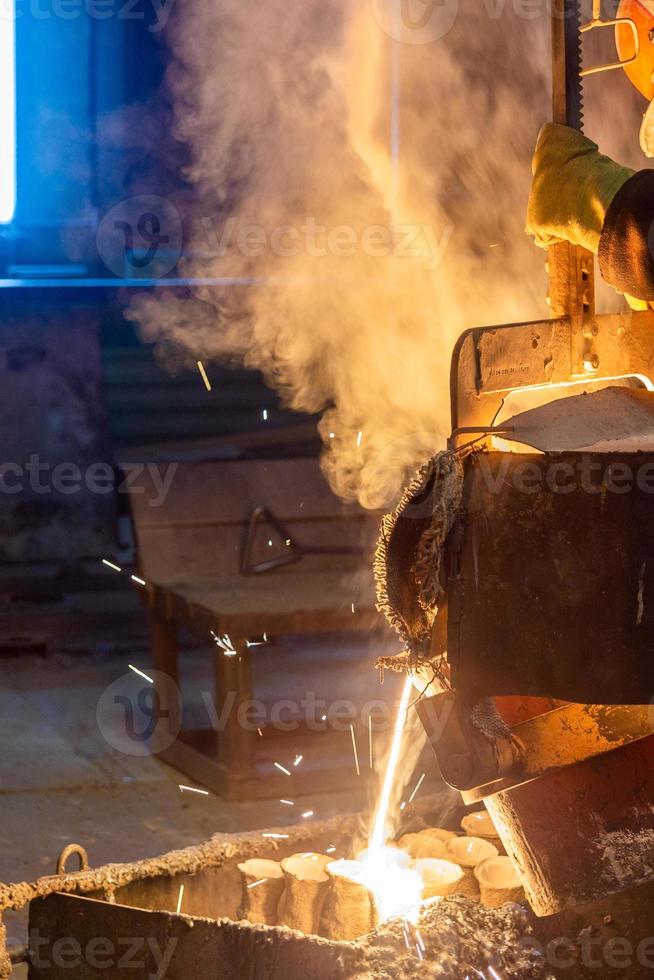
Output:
[598, 169, 654, 301]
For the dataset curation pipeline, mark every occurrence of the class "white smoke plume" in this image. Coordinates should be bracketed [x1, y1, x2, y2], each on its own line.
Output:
[129, 0, 630, 508]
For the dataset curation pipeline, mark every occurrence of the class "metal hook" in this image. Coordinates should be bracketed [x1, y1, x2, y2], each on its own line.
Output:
[56, 843, 90, 876]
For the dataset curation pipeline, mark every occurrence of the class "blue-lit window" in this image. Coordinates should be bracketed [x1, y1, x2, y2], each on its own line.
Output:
[0, 3, 15, 223]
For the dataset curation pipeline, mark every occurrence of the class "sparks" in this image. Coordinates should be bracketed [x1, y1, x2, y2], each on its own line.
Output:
[128, 664, 153, 684]
[274, 762, 291, 776]
[321, 714, 327, 721]
[214, 633, 237, 656]
[262, 408, 268, 421]
[328, 432, 335, 439]
[176, 884, 184, 914]
[257, 728, 263, 737]
[350, 724, 361, 776]
[179, 784, 210, 795]
[262, 832, 289, 839]
[326, 845, 336, 853]
[487, 968, 502, 980]
[280, 799, 294, 806]
[357, 430, 363, 447]
[302, 810, 314, 819]
[131, 574, 146, 586]
[294, 754, 303, 766]
[102, 558, 122, 572]
[351, 603, 356, 614]
[408, 772, 426, 804]
[415, 928, 425, 952]
[248, 878, 268, 889]
[400, 802, 407, 811]
[369, 715, 373, 769]
[415, 945, 424, 961]
[197, 360, 212, 391]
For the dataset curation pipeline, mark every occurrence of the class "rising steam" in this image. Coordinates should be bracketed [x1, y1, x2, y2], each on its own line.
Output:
[131, 0, 561, 508]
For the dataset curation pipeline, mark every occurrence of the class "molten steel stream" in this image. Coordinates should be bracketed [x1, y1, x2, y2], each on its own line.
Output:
[368, 674, 414, 856]
[361, 675, 423, 922]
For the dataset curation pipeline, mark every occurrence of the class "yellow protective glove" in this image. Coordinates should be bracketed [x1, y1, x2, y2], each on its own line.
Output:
[526, 123, 634, 254]
[624, 292, 650, 311]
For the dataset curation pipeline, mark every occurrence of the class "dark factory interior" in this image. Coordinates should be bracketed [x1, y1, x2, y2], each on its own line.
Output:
[5, 1, 654, 977]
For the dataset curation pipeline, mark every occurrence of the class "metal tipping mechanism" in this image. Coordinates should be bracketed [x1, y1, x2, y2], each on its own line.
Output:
[427, 0, 654, 923]
[549, 0, 597, 372]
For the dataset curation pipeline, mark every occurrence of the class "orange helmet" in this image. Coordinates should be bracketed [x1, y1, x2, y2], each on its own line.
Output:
[616, 0, 654, 100]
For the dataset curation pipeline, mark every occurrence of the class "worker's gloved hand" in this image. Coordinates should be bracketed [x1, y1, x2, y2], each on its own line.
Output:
[526, 122, 634, 253]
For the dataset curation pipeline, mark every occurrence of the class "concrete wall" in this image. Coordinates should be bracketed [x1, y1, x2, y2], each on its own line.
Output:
[0, 293, 115, 561]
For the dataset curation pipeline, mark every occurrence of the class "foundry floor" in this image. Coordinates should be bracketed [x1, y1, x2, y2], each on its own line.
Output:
[0, 585, 405, 971]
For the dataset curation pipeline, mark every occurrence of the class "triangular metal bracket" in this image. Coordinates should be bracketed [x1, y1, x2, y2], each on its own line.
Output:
[240, 505, 303, 575]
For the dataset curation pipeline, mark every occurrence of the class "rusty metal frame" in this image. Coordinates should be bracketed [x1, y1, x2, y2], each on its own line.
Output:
[28, 892, 363, 980]
[0, 796, 451, 978]
[0, 811, 363, 979]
